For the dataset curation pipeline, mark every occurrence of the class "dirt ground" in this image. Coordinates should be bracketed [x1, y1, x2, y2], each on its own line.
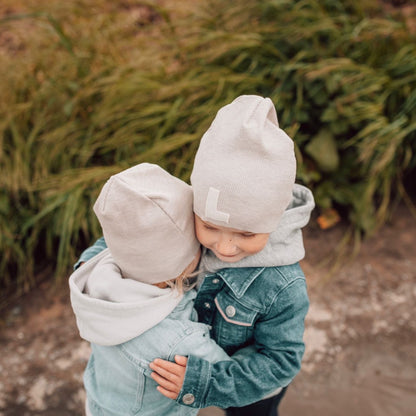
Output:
[1, 0, 415, 413]
[0, 203, 415, 416]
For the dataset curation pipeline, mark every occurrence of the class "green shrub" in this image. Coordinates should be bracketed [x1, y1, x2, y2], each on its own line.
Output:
[1, 0, 415, 294]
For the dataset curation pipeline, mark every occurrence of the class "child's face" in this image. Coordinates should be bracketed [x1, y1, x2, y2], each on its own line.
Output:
[194, 215, 269, 263]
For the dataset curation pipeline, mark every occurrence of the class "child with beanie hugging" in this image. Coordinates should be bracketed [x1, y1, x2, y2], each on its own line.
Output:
[75, 95, 315, 416]
[149, 95, 315, 416]
[69, 163, 230, 416]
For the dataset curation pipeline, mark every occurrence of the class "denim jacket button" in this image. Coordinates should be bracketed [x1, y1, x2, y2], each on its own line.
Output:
[212, 278, 220, 284]
[225, 305, 236, 318]
[204, 302, 211, 309]
[182, 393, 195, 405]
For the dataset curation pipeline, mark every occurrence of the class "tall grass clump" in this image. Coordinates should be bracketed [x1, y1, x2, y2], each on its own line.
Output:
[1, 0, 415, 296]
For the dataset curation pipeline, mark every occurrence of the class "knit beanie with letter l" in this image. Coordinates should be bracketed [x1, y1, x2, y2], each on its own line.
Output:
[93, 163, 200, 284]
[191, 95, 296, 233]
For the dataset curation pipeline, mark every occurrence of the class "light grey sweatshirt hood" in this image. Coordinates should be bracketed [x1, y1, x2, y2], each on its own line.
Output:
[200, 184, 315, 271]
[69, 249, 183, 346]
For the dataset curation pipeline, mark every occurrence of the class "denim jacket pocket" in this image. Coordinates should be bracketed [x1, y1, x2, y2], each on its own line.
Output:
[84, 349, 145, 415]
[213, 291, 257, 351]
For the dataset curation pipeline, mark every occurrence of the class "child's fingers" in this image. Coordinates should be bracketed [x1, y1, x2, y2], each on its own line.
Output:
[149, 361, 181, 381]
[149, 357, 187, 398]
[156, 385, 179, 400]
[174, 355, 188, 366]
[150, 372, 180, 393]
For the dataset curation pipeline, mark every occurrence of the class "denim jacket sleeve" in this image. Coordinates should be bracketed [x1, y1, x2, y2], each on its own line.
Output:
[73, 237, 107, 270]
[177, 277, 309, 409]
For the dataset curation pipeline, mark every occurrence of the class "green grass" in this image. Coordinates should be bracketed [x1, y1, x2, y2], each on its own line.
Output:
[1, 0, 415, 295]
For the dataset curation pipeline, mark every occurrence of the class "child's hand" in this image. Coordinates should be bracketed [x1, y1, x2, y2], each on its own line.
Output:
[150, 355, 188, 400]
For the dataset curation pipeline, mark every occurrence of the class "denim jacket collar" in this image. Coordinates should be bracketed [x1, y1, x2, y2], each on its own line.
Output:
[213, 267, 266, 299]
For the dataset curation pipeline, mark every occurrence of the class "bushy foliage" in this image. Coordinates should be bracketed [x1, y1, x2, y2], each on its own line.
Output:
[1, 0, 415, 293]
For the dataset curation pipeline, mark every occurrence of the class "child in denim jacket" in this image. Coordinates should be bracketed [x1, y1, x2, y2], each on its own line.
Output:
[77, 96, 314, 415]
[69, 163, 230, 416]
[150, 95, 314, 416]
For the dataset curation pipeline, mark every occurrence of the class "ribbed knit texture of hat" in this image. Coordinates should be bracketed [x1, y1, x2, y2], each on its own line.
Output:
[191, 95, 296, 233]
[93, 163, 200, 284]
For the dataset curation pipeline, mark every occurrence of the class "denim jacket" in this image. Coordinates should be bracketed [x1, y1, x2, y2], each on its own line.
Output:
[177, 263, 308, 409]
[69, 249, 230, 415]
[74, 184, 314, 410]
[84, 292, 229, 416]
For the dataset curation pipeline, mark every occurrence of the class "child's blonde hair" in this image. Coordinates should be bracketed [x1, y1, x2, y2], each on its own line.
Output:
[165, 269, 200, 294]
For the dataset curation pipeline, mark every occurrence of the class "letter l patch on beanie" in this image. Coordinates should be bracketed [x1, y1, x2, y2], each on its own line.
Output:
[205, 187, 230, 223]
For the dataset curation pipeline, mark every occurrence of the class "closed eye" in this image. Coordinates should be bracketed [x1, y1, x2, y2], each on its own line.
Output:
[203, 224, 219, 231]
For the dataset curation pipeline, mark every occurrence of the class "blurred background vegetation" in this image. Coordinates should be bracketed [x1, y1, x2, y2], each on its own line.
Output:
[1, 0, 415, 299]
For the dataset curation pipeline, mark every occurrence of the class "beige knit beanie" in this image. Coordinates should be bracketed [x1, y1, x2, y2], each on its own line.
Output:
[93, 163, 200, 284]
[191, 95, 296, 233]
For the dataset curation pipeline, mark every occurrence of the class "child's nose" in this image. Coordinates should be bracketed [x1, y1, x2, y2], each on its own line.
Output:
[216, 235, 237, 254]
